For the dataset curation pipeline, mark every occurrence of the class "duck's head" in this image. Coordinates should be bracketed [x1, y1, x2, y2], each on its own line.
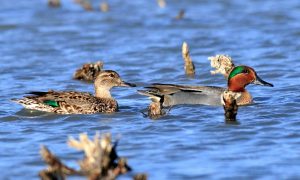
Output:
[227, 66, 273, 92]
[95, 70, 136, 89]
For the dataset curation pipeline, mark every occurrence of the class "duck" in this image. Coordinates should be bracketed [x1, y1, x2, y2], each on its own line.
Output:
[138, 65, 273, 107]
[73, 61, 103, 82]
[12, 70, 135, 114]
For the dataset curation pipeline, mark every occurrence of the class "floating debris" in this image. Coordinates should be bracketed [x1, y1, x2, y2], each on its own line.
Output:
[157, 0, 166, 8]
[73, 61, 104, 82]
[100, 1, 109, 12]
[67, 133, 130, 178]
[134, 173, 148, 180]
[39, 133, 144, 180]
[208, 55, 235, 77]
[137, 89, 168, 119]
[48, 0, 61, 7]
[175, 9, 185, 20]
[221, 90, 241, 122]
[74, 0, 93, 11]
[147, 101, 166, 119]
[182, 42, 195, 77]
[39, 146, 79, 180]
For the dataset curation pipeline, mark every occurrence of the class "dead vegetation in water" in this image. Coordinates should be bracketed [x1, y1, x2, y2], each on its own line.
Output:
[221, 90, 241, 122]
[100, 1, 109, 12]
[142, 100, 173, 120]
[182, 42, 195, 77]
[138, 90, 171, 120]
[157, 0, 166, 8]
[39, 146, 79, 179]
[74, 0, 93, 11]
[48, 0, 61, 7]
[175, 9, 185, 20]
[73, 61, 104, 82]
[134, 173, 148, 180]
[208, 55, 235, 78]
[146, 101, 166, 119]
[39, 133, 146, 180]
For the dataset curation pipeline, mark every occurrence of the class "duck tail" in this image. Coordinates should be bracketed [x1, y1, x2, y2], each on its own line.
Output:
[11, 97, 55, 112]
[11, 97, 37, 106]
[11, 98, 21, 103]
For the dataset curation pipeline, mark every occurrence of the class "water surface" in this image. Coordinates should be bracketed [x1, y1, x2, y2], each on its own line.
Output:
[1, 0, 300, 179]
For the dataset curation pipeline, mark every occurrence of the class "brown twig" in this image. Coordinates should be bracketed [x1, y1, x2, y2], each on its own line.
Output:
[182, 42, 195, 77]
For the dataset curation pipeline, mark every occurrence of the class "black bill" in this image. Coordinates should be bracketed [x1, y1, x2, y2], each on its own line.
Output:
[120, 81, 136, 87]
[252, 75, 274, 87]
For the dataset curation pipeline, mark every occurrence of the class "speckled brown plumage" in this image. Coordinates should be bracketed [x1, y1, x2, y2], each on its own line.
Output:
[13, 91, 118, 114]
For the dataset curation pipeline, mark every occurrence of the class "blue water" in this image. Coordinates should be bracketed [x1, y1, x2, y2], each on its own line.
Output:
[1, 0, 300, 179]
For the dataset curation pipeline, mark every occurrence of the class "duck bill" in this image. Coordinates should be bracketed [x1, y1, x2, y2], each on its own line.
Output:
[252, 75, 274, 87]
[119, 81, 136, 87]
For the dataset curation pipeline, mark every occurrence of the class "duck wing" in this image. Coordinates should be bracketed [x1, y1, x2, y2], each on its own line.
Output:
[19, 91, 99, 113]
[27, 91, 96, 107]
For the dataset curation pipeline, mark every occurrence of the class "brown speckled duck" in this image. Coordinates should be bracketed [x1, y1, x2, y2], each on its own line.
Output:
[73, 61, 103, 82]
[12, 70, 135, 114]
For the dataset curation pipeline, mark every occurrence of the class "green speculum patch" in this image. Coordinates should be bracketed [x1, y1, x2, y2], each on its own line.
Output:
[44, 100, 59, 107]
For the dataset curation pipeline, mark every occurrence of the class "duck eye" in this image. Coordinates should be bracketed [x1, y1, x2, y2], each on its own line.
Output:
[108, 74, 114, 78]
[243, 69, 249, 74]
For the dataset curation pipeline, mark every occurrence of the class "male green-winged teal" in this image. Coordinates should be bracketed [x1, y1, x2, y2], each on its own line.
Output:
[12, 70, 135, 114]
[73, 61, 103, 82]
[138, 65, 273, 106]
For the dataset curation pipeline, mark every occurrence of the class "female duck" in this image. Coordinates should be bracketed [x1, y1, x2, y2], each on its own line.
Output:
[12, 70, 135, 114]
[138, 66, 273, 106]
